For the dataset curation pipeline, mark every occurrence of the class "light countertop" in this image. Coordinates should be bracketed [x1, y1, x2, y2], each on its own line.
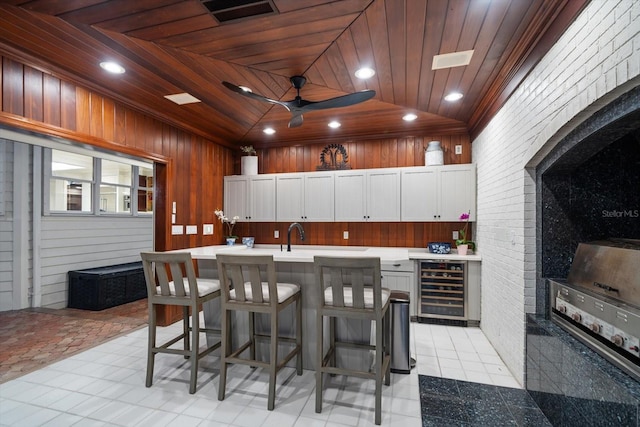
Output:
[175, 244, 481, 263]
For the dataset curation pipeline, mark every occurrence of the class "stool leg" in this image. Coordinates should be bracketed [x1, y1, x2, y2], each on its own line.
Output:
[183, 306, 190, 358]
[146, 303, 156, 388]
[189, 303, 199, 394]
[218, 308, 230, 401]
[295, 294, 302, 375]
[249, 311, 256, 364]
[267, 311, 278, 410]
[315, 312, 324, 414]
[375, 316, 383, 425]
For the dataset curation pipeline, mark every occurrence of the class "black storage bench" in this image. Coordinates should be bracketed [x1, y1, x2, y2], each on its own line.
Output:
[68, 262, 147, 310]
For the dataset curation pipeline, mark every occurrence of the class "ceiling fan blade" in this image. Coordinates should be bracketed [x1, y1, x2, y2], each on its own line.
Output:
[222, 81, 290, 110]
[288, 114, 304, 128]
[301, 90, 376, 112]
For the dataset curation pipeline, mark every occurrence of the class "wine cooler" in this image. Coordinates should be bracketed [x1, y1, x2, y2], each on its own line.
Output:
[419, 260, 468, 322]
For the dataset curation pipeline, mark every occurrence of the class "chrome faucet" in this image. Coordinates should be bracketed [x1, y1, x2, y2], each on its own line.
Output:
[287, 222, 305, 252]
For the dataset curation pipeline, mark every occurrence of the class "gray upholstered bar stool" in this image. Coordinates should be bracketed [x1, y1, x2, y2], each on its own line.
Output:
[140, 251, 221, 394]
[216, 254, 302, 410]
[313, 256, 391, 425]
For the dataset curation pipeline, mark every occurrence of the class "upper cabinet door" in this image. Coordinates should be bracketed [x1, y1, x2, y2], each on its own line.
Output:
[335, 170, 367, 221]
[223, 176, 249, 221]
[367, 169, 400, 221]
[249, 175, 276, 222]
[276, 174, 304, 222]
[438, 165, 476, 221]
[304, 172, 334, 222]
[401, 168, 438, 221]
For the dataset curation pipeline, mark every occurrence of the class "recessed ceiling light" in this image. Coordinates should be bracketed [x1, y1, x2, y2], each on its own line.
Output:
[239, 86, 252, 93]
[403, 113, 418, 122]
[328, 121, 341, 129]
[263, 128, 275, 135]
[99, 61, 125, 74]
[444, 92, 464, 102]
[355, 67, 375, 79]
[164, 93, 201, 105]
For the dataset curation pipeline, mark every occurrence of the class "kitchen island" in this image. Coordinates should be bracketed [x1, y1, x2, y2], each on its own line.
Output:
[175, 244, 480, 369]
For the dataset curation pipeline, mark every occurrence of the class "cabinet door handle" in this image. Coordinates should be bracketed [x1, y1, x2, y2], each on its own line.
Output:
[393, 263, 401, 267]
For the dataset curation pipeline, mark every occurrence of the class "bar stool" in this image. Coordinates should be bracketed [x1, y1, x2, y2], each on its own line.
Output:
[140, 251, 221, 394]
[216, 254, 302, 410]
[313, 256, 391, 425]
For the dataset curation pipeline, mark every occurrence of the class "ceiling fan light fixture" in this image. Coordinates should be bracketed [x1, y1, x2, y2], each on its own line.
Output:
[328, 121, 341, 129]
[355, 67, 375, 79]
[239, 86, 252, 93]
[403, 113, 418, 122]
[99, 61, 125, 74]
[263, 127, 276, 135]
[444, 92, 464, 102]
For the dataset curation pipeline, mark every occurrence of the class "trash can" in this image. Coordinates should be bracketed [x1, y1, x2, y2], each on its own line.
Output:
[389, 290, 415, 374]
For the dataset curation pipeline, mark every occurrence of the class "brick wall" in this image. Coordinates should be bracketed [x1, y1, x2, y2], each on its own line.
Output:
[472, 0, 640, 383]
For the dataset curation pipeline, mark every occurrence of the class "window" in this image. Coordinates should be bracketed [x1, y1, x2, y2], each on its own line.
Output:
[50, 151, 93, 212]
[46, 148, 152, 216]
[100, 159, 132, 214]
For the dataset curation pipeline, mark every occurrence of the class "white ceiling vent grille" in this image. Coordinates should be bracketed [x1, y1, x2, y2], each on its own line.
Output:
[432, 50, 474, 70]
[201, 0, 278, 23]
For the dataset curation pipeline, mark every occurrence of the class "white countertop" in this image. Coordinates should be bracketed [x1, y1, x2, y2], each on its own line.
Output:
[176, 244, 480, 263]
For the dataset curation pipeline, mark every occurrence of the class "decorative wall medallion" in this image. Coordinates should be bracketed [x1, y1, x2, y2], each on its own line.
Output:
[317, 143, 351, 170]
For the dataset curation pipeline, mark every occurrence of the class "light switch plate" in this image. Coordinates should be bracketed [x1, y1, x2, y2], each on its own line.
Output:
[343, 231, 349, 239]
[171, 213, 176, 224]
[171, 225, 183, 235]
[186, 225, 197, 235]
[203, 224, 213, 235]
[172, 201, 177, 214]
[274, 230, 279, 238]
[453, 231, 459, 240]
[455, 145, 462, 155]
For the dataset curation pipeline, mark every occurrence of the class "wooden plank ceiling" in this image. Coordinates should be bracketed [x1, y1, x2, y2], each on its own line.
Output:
[0, 0, 587, 149]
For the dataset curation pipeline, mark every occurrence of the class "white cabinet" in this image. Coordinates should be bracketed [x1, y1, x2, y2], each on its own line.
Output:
[276, 172, 334, 222]
[381, 260, 416, 317]
[335, 169, 400, 222]
[223, 175, 276, 222]
[401, 164, 476, 221]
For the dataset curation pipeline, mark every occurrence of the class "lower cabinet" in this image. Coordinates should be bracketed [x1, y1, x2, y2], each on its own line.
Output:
[381, 260, 416, 317]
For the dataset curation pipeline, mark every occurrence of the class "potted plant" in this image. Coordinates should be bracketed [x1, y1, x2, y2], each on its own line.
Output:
[214, 209, 240, 245]
[240, 145, 258, 175]
[455, 211, 475, 255]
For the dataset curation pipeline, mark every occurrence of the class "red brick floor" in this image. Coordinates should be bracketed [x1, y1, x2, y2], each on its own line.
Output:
[0, 299, 148, 383]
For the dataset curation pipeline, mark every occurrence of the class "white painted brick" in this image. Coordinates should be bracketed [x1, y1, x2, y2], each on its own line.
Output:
[472, 0, 638, 383]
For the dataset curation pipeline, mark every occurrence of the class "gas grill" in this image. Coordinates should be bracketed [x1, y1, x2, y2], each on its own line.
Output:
[548, 239, 640, 381]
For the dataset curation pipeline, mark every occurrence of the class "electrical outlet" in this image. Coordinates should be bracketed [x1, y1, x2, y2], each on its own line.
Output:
[455, 145, 462, 155]
[274, 230, 279, 239]
[453, 231, 459, 240]
[343, 231, 349, 239]
[203, 224, 213, 235]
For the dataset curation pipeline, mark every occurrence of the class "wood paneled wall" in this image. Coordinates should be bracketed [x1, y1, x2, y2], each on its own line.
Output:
[1, 55, 235, 251]
[230, 135, 473, 248]
[1, 54, 472, 251]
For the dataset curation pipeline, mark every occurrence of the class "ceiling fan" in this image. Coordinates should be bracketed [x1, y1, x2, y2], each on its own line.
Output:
[222, 76, 376, 128]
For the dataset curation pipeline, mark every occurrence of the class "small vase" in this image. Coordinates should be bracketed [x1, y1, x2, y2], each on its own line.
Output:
[457, 244, 468, 256]
[226, 237, 237, 246]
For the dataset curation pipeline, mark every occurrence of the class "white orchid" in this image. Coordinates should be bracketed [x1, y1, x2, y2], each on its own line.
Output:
[215, 209, 239, 237]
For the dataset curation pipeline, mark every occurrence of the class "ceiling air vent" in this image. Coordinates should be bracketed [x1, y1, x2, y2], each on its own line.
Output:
[432, 50, 474, 70]
[201, 0, 278, 23]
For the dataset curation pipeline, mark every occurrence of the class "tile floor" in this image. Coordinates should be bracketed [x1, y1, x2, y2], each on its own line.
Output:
[0, 309, 523, 426]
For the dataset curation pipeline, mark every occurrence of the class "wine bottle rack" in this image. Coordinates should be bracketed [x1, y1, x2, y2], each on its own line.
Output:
[419, 260, 467, 319]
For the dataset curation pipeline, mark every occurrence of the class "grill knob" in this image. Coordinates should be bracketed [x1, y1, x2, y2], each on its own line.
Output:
[558, 305, 567, 314]
[571, 313, 582, 322]
[589, 323, 601, 333]
[611, 334, 625, 347]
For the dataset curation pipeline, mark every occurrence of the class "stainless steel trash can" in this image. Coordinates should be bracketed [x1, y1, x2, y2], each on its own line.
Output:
[389, 290, 415, 373]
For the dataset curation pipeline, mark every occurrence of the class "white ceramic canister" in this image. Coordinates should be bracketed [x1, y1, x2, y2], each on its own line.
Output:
[425, 140, 444, 166]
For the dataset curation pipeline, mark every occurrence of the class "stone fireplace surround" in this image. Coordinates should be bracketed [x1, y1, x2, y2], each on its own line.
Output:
[528, 86, 640, 425]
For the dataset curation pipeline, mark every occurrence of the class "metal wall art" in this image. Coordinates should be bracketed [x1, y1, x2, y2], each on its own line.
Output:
[317, 143, 351, 170]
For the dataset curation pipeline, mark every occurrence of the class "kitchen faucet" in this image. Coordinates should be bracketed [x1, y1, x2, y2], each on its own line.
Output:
[287, 222, 305, 252]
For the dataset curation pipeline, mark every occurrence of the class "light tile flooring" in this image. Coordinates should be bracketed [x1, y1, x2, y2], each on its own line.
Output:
[0, 320, 520, 426]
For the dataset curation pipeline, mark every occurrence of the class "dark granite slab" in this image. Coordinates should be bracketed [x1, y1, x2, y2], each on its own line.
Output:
[526, 315, 640, 426]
